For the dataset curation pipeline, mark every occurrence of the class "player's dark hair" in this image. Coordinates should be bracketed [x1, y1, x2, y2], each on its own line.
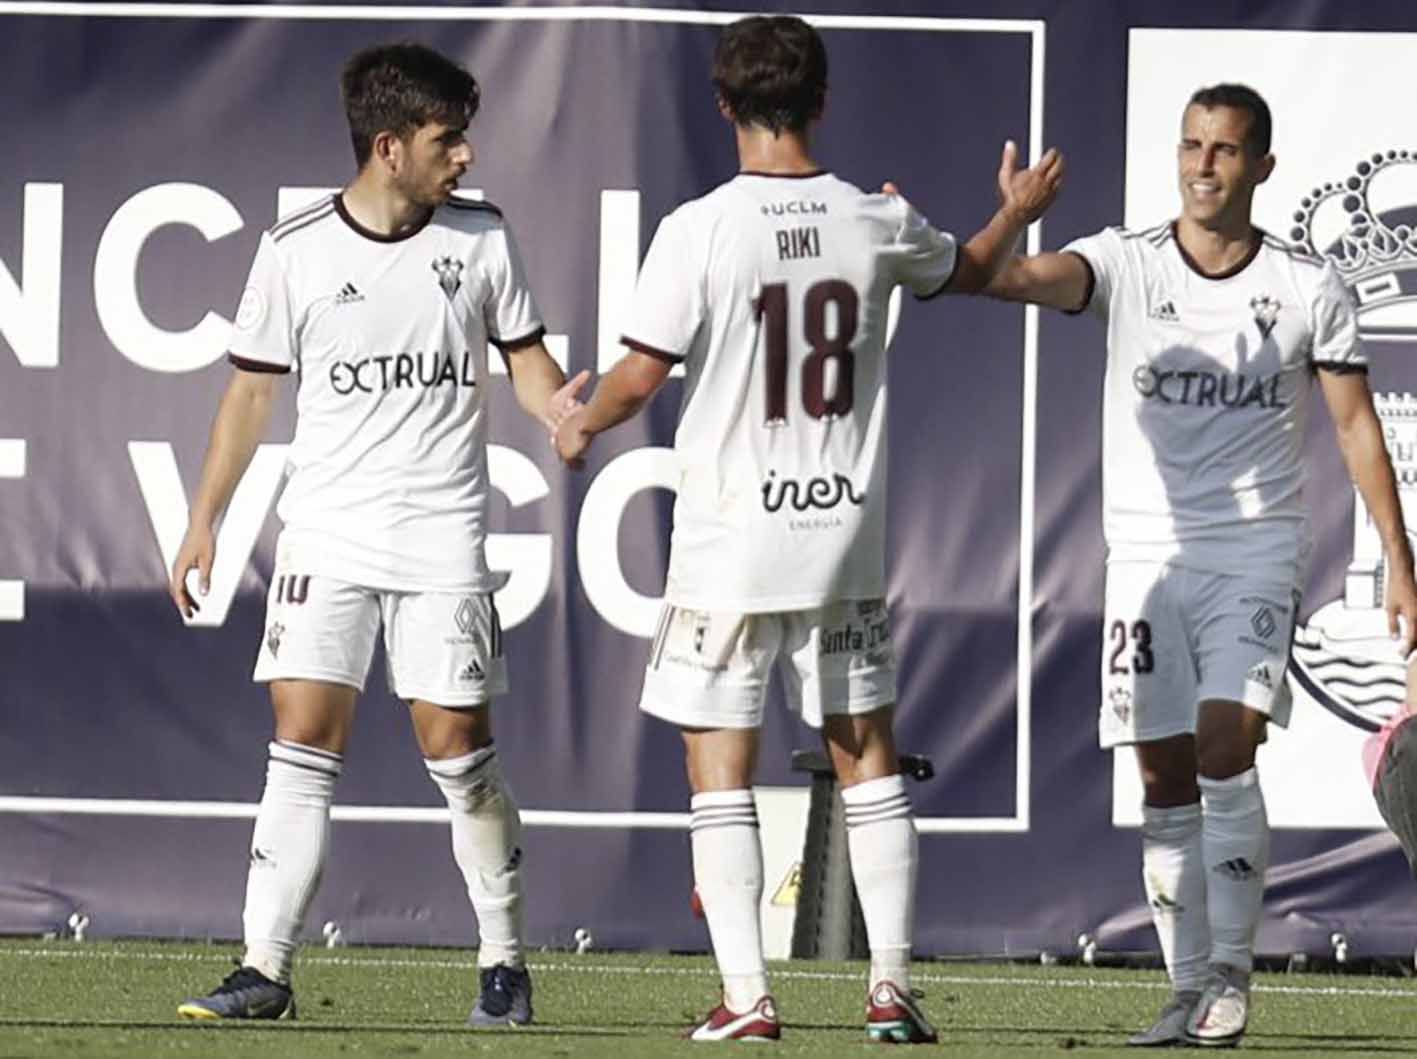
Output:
[341, 42, 480, 167]
[1188, 83, 1272, 156]
[712, 16, 827, 135]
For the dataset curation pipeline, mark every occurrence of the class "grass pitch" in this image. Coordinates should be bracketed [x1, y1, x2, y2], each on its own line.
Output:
[0, 939, 1413, 1056]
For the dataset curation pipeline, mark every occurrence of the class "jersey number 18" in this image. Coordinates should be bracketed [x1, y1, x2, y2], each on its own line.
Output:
[755, 279, 859, 424]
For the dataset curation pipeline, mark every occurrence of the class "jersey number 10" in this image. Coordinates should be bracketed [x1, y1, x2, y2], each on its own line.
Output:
[755, 279, 859, 424]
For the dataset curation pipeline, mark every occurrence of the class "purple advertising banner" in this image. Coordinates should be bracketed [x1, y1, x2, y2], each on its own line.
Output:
[1, 1, 1416, 958]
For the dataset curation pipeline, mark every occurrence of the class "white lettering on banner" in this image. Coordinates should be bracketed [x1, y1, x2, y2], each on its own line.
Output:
[95, 183, 243, 373]
[0, 439, 26, 620]
[129, 441, 287, 627]
[597, 189, 684, 379]
[0, 183, 62, 368]
[576, 446, 678, 637]
[486, 444, 552, 629]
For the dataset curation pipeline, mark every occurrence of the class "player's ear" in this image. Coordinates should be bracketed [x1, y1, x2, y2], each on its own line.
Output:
[716, 95, 735, 123]
[370, 129, 403, 173]
[1255, 152, 1275, 185]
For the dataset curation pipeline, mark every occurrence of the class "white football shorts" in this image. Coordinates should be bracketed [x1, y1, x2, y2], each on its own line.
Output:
[252, 570, 507, 707]
[1099, 560, 1298, 747]
[638, 598, 897, 730]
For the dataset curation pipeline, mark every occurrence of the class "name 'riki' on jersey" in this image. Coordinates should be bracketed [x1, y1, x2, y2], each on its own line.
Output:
[620, 172, 958, 612]
[228, 193, 545, 593]
[1067, 222, 1366, 583]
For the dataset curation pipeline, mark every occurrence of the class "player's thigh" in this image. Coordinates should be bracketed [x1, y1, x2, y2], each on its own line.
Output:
[253, 569, 382, 693]
[822, 705, 898, 787]
[1191, 572, 1299, 731]
[1100, 562, 1195, 748]
[638, 605, 779, 731]
[270, 679, 359, 753]
[783, 598, 896, 732]
[381, 591, 508, 709]
[408, 699, 492, 760]
[683, 726, 761, 794]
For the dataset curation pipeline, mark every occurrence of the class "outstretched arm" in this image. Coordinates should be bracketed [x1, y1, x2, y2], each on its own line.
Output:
[502, 340, 589, 433]
[945, 140, 1065, 295]
[553, 351, 673, 466]
[169, 367, 280, 617]
[984, 250, 1094, 312]
[1320, 369, 1417, 655]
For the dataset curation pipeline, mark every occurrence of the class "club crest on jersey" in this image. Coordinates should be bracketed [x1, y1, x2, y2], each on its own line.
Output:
[432, 256, 464, 300]
[1249, 294, 1281, 339]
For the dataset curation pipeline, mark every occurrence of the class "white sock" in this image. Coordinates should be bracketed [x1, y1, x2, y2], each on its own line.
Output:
[425, 746, 525, 969]
[1200, 768, 1269, 974]
[690, 790, 767, 1013]
[1141, 801, 1209, 992]
[242, 740, 342, 984]
[842, 774, 917, 990]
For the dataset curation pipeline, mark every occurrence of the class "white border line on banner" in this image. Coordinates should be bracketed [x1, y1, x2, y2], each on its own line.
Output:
[0, 4, 1045, 835]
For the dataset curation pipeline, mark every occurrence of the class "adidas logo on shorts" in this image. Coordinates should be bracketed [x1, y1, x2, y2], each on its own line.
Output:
[1246, 661, 1274, 689]
[457, 659, 485, 682]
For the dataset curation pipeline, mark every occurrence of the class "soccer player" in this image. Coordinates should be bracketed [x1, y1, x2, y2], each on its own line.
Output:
[981, 84, 1417, 1046]
[168, 43, 585, 1026]
[552, 15, 1062, 1043]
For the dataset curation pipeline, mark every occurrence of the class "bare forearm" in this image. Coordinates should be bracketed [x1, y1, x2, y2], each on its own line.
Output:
[1341, 416, 1414, 573]
[190, 381, 275, 528]
[508, 347, 567, 428]
[983, 251, 1092, 311]
[582, 372, 655, 436]
[948, 207, 1029, 295]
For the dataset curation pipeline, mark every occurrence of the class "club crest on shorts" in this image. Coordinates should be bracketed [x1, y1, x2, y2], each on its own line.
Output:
[432, 256, 463, 300]
[265, 622, 285, 658]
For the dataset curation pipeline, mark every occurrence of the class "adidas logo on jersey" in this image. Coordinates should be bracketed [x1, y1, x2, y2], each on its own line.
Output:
[334, 282, 365, 305]
[1148, 299, 1179, 323]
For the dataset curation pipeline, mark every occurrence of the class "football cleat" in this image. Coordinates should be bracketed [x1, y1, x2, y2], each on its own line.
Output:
[866, 980, 938, 1044]
[1186, 964, 1249, 1047]
[686, 995, 781, 1041]
[467, 963, 534, 1027]
[177, 964, 295, 1021]
[1126, 989, 1201, 1047]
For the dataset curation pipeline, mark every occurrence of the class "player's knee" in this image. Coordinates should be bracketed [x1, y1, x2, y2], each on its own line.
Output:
[425, 745, 508, 814]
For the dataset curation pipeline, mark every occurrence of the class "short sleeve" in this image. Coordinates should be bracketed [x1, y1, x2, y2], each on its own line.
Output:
[1311, 260, 1366, 372]
[1060, 227, 1128, 320]
[485, 223, 546, 351]
[888, 200, 959, 299]
[228, 233, 295, 373]
[620, 210, 704, 362]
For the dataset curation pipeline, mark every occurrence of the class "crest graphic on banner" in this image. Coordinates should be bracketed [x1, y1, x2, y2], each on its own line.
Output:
[1288, 149, 1417, 732]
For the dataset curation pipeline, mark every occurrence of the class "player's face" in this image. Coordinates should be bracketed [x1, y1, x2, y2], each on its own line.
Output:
[1176, 104, 1273, 229]
[398, 120, 474, 207]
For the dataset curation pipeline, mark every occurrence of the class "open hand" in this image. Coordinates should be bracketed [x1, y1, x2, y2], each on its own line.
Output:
[997, 140, 1064, 225]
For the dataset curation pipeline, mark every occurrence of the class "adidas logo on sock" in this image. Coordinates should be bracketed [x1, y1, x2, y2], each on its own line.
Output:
[1212, 857, 1257, 881]
[334, 282, 365, 305]
[1149, 298, 1179, 322]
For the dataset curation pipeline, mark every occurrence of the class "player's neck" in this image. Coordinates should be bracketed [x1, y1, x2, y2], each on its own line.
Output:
[1174, 215, 1259, 276]
[341, 173, 433, 238]
[734, 125, 820, 176]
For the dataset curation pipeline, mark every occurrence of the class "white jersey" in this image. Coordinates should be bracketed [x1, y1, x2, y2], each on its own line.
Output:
[228, 193, 544, 592]
[1065, 223, 1365, 583]
[622, 172, 957, 611]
